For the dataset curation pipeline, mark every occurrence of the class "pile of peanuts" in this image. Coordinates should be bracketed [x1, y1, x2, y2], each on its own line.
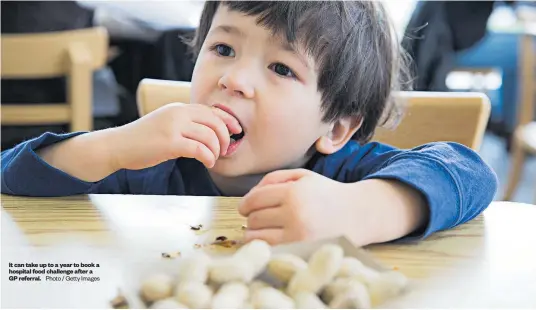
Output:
[135, 240, 408, 309]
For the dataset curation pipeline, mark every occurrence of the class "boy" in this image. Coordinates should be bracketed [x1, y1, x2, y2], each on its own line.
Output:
[1, 1, 497, 247]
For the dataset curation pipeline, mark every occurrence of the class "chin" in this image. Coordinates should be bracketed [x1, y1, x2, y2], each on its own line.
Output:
[209, 159, 250, 177]
[211, 157, 279, 178]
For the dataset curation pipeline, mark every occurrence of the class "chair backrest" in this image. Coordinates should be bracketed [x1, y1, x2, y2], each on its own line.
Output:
[517, 32, 535, 127]
[1, 27, 109, 131]
[1, 27, 108, 78]
[136, 79, 192, 117]
[373, 92, 490, 150]
[136, 78, 491, 150]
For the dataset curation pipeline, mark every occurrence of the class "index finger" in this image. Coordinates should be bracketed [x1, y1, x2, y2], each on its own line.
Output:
[255, 169, 311, 188]
[239, 183, 289, 217]
[211, 107, 242, 134]
[188, 106, 232, 156]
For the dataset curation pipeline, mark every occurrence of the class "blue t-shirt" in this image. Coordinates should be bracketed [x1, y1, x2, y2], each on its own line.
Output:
[1, 132, 498, 240]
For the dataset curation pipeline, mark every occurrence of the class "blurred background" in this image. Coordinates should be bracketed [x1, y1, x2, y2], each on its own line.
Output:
[1, 0, 535, 203]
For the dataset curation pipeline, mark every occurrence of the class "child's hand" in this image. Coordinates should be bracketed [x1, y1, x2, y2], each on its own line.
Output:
[239, 169, 429, 247]
[113, 103, 242, 171]
[238, 169, 363, 245]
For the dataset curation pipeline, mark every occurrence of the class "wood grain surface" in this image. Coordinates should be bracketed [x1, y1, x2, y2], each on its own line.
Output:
[2, 194, 535, 308]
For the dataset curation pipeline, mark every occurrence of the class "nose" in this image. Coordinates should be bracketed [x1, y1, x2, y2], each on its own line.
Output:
[218, 65, 255, 99]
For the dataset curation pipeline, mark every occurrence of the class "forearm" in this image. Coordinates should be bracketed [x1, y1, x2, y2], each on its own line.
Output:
[341, 179, 429, 246]
[37, 128, 120, 182]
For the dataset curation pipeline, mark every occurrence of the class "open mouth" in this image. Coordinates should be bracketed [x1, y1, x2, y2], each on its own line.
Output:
[213, 103, 246, 155]
[230, 131, 245, 144]
[226, 128, 245, 156]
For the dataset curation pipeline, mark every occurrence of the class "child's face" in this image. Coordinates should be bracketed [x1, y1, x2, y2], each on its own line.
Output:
[190, 5, 331, 177]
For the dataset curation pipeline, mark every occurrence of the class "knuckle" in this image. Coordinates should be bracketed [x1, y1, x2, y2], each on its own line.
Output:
[247, 211, 262, 228]
[194, 143, 204, 157]
[263, 171, 281, 183]
[210, 138, 221, 154]
[286, 185, 302, 202]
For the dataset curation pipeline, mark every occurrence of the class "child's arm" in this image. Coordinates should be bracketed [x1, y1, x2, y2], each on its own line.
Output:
[1, 132, 127, 196]
[1, 103, 241, 197]
[354, 142, 498, 243]
[238, 142, 497, 246]
[36, 128, 121, 182]
[341, 178, 429, 245]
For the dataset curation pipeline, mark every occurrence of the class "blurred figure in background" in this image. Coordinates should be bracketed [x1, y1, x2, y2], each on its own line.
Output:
[402, 1, 535, 148]
[402, 1, 506, 92]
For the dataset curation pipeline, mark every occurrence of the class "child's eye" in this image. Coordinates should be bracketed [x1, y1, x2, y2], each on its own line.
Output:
[211, 44, 235, 57]
[269, 63, 297, 79]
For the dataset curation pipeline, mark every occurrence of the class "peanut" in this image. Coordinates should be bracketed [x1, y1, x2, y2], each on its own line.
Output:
[267, 253, 308, 283]
[208, 257, 255, 283]
[250, 286, 295, 309]
[211, 281, 250, 309]
[177, 252, 212, 283]
[337, 257, 380, 284]
[368, 271, 408, 306]
[249, 280, 271, 294]
[293, 291, 327, 309]
[175, 281, 213, 308]
[308, 244, 344, 283]
[287, 244, 343, 297]
[234, 239, 272, 277]
[286, 269, 324, 297]
[150, 298, 187, 309]
[321, 277, 354, 304]
[329, 279, 371, 309]
[140, 274, 174, 303]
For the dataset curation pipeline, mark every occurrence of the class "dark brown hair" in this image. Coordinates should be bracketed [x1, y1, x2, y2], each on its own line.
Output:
[186, 1, 412, 144]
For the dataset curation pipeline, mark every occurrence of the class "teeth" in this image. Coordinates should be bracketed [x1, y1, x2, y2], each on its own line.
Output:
[230, 138, 237, 144]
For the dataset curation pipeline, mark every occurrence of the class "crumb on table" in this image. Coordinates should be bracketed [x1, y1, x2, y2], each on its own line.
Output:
[110, 290, 129, 309]
[161, 251, 181, 259]
[161, 253, 172, 259]
[212, 239, 238, 248]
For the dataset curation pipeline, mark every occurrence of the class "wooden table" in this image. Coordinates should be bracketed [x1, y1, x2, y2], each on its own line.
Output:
[2, 194, 536, 308]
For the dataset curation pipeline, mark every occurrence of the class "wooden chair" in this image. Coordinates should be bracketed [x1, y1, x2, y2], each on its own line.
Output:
[503, 33, 536, 202]
[1, 27, 109, 132]
[136, 79, 192, 117]
[373, 92, 490, 150]
[136, 78, 491, 151]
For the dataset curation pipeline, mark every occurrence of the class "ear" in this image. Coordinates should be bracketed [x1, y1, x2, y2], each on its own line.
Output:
[315, 116, 363, 154]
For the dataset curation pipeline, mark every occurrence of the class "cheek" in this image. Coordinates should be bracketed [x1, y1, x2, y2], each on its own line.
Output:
[255, 94, 324, 146]
[190, 55, 216, 104]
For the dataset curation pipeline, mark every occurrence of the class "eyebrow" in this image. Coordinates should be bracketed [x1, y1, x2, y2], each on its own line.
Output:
[209, 25, 245, 38]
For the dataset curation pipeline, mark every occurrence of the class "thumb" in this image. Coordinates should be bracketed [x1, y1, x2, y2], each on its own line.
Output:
[255, 168, 311, 188]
